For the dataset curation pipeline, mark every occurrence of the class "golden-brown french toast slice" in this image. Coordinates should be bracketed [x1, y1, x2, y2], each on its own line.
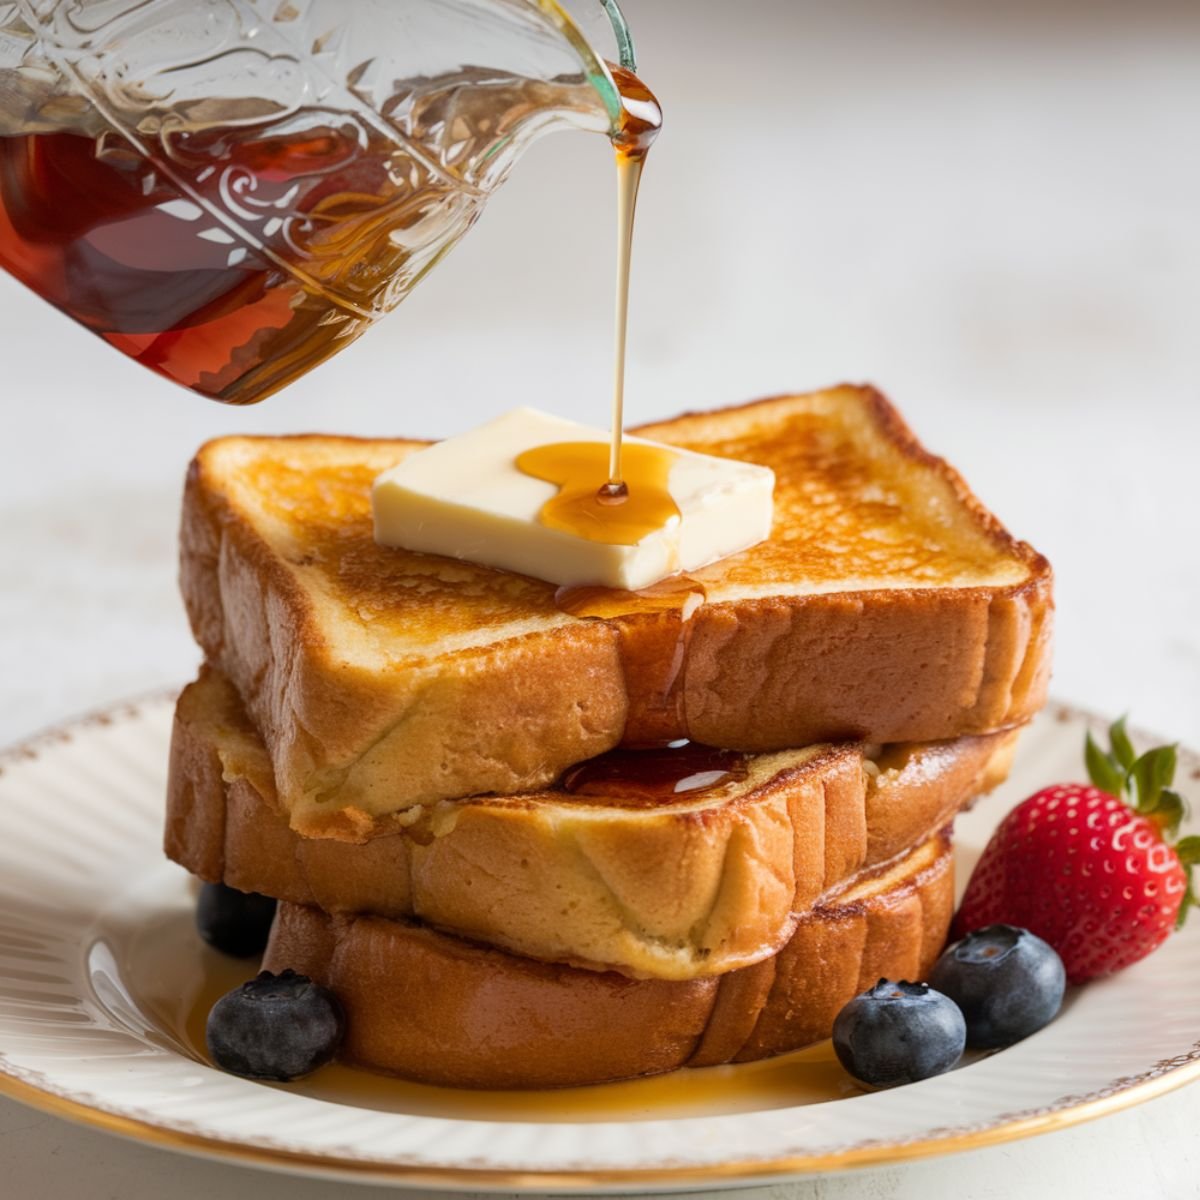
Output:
[262, 830, 955, 1089]
[181, 385, 1052, 828]
[168, 667, 1013, 980]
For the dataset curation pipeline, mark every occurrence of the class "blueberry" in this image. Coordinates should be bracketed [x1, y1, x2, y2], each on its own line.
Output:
[832, 979, 966, 1087]
[196, 882, 277, 958]
[930, 924, 1065, 1049]
[206, 969, 344, 1081]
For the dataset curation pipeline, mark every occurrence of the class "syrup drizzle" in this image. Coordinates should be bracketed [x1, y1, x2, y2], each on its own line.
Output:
[607, 63, 662, 492]
[515, 63, 666, 544]
[516, 440, 678, 544]
[555, 575, 706, 744]
[562, 741, 746, 807]
[553, 574, 705, 619]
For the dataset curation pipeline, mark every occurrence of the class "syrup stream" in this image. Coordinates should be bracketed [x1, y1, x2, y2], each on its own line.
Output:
[608, 151, 644, 489]
[604, 64, 662, 498]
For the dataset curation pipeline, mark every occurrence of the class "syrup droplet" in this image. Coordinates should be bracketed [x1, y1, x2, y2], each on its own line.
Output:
[554, 576, 707, 744]
[596, 480, 629, 505]
[562, 742, 747, 807]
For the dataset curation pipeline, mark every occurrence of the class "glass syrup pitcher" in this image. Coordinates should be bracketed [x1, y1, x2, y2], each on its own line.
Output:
[0, 0, 645, 404]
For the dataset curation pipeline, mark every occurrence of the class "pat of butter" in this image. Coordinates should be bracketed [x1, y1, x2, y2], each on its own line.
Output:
[372, 407, 774, 590]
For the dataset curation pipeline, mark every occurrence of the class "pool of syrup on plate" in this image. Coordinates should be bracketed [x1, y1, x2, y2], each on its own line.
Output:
[152, 942, 859, 1122]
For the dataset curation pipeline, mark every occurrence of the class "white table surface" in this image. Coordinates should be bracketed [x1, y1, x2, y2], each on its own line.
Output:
[2, 0, 1199, 1196]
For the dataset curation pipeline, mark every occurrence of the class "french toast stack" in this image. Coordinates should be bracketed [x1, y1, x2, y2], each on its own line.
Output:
[166, 386, 1053, 1089]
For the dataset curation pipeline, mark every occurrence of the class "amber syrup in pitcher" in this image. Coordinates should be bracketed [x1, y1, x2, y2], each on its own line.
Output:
[0, 70, 628, 404]
[0, 122, 405, 403]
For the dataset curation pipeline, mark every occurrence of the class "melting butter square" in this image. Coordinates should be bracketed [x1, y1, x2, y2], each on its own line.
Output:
[372, 407, 775, 589]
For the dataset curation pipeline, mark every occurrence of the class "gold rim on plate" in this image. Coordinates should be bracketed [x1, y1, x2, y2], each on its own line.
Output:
[4, 1053, 1200, 1187]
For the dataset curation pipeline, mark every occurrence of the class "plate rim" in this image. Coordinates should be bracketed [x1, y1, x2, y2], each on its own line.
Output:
[2, 692, 1199, 1190]
[3, 1053, 1200, 1189]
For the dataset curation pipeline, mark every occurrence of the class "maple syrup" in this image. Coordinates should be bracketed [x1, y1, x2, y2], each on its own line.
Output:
[554, 573, 704, 620]
[562, 741, 746, 807]
[0, 122, 405, 402]
[556, 575, 706, 744]
[517, 440, 678, 544]
[0, 68, 640, 405]
[607, 63, 661, 487]
[516, 63, 669, 543]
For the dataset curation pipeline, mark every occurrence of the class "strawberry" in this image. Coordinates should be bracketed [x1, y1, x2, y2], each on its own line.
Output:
[954, 719, 1200, 983]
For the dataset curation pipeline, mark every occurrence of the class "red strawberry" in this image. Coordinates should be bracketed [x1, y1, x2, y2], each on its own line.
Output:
[954, 720, 1200, 983]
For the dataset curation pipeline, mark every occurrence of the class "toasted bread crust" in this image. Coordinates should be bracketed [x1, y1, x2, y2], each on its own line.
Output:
[181, 443, 627, 831]
[167, 667, 1012, 979]
[642, 386, 1048, 579]
[262, 832, 954, 1088]
[683, 577, 1053, 749]
[180, 386, 1053, 824]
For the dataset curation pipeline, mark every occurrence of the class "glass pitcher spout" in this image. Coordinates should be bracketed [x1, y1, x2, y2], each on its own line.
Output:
[0, 0, 639, 403]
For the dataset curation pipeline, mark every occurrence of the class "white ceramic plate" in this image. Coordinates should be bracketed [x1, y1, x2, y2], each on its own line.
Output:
[1, 695, 1198, 1191]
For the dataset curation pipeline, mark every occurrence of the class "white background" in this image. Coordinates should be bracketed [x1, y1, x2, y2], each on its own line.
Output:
[2, 0, 1199, 1196]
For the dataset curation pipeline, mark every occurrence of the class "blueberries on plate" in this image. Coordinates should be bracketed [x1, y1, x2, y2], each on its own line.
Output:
[196, 882, 277, 958]
[930, 924, 1066, 1049]
[832, 979, 966, 1087]
[206, 969, 344, 1081]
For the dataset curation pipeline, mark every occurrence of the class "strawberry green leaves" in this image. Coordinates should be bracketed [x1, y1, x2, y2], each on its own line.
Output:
[1175, 837, 1200, 929]
[1151, 791, 1188, 840]
[1131, 744, 1178, 811]
[1085, 716, 1175, 806]
[1086, 718, 1186, 827]
[1108, 717, 1138, 774]
[1086, 718, 1196, 925]
[1085, 731, 1125, 797]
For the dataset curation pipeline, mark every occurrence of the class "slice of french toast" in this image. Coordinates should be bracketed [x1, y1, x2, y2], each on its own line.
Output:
[168, 667, 1013, 980]
[262, 831, 955, 1089]
[181, 385, 1052, 829]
